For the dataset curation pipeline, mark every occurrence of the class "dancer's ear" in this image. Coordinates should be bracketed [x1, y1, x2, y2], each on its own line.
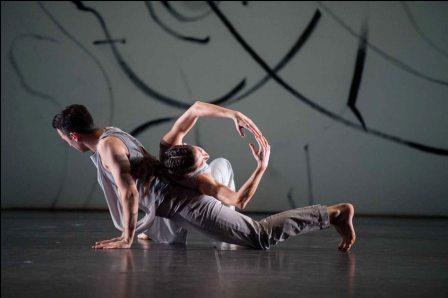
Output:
[69, 132, 79, 142]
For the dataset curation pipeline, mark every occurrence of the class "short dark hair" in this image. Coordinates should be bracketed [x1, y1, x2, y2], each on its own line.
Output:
[52, 104, 95, 135]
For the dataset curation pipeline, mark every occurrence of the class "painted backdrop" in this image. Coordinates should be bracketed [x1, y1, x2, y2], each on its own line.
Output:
[1, 1, 447, 216]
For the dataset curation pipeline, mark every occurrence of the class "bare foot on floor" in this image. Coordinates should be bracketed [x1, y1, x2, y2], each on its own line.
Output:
[330, 203, 356, 252]
[137, 233, 151, 240]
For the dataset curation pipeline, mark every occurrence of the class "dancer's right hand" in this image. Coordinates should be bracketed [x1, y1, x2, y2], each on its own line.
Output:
[249, 135, 270, 169]
[92, 235, 124, 247]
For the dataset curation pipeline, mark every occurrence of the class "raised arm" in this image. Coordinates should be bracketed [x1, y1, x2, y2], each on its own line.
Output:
[196, 135, 270, 210]
[161, 101, 263, 146]
[92, 137, 139, 249]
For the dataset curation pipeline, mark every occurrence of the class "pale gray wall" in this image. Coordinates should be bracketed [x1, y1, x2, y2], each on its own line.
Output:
[1, 1, 447, 216]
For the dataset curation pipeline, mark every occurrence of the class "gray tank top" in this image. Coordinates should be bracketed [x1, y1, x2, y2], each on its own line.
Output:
[90, 127, 160, 233]
[90, 127, 211, 233]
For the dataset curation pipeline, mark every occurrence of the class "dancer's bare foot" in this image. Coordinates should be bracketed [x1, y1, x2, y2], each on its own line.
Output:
[328, 203, 356, 252]
[137, 233, 151, 240]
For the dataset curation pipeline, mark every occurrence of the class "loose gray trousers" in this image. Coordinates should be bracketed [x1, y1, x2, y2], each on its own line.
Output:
[156, 159, 331, 250]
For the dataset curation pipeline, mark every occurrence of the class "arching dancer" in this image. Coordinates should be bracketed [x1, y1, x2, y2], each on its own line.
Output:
[52, 101, 356, 251]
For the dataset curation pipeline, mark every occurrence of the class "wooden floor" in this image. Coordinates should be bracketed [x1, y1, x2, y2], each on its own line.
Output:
[2, 211, 447, 297]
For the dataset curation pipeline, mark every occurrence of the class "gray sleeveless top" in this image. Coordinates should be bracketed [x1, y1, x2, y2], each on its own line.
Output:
[90, 127, 160, 233]
[90, 127, 211, 233]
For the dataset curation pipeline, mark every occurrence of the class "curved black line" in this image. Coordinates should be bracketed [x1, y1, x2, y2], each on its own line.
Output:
[130, 117, 177, 137]
[322, 106, 348, 131]
[287, 188, 297, 209]
[161, 0, 215, 23]
[70, 1, 246, 109]
[225, 9, 321, 105]
[9, 34, 69, 209]
[9, 34, 60, 107]
[145, 1, 210, 44]
[316, 1, 448, 87]
[401, 2, 448, 60]
[303, 144, 314, 206]
[39, 1, 119, 209]
[93, 38, 126, 45]
[347, 22, 368, 131]
[38, 1, 115, 124]
[208, 1, 448, 156]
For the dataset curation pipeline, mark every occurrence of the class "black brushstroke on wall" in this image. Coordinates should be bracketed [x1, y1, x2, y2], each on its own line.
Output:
[225, 9, 321, 105]
[316, 1, 448, 87]
[93, 38, 126, 45]
[70, 1, 246, 109]
[401, 2, 448, 59]
[145, 1, 210, 45]
[347, 22, 368, 131]
[9, 33, 69, 209]
[130, 117, 176, 137]
[322, 106, 348, 131]
[207, 1, 448, 156]
[287, 188, 297, 209]
[38, 2, 115, 124]
[177, 64, 205, 148]
[161, 0, 215, 23]
[304, 144, 315, 206]
[39, 1, 119, 208]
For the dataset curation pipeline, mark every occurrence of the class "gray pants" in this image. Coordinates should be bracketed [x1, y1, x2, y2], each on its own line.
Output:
[140, 158, 236, 245]
[158, 195, 330, 250]
[156, 159, 331, 250]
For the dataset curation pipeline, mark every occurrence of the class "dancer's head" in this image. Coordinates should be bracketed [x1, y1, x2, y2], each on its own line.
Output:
[52, 104, 95, 153]
[162, 145, 209, 176]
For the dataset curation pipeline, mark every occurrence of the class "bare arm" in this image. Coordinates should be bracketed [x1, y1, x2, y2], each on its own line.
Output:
[196, 135, 270, 210]
[161, 101, 263, 146]
[92, 137, 139, 249]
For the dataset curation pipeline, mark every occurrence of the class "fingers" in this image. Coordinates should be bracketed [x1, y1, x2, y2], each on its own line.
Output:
[92, 241, 124, 249]
[248, 143, 258, 157]
[238, 115, 262, 138]
[254, 134, 268, 150]
[95, 237, 120, 245]
[239, 126, 245, 138]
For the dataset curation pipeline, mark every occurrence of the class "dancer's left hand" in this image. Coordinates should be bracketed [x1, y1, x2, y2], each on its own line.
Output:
[233, 112, 263, 139]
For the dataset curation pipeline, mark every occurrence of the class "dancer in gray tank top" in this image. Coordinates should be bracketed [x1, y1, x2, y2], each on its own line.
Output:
[52, 102, 356, 252]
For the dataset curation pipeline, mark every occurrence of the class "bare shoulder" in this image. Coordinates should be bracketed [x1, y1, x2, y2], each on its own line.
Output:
[196, 173, 219, 190]
[97, 136, 130, 171]
[98, 136, 128, 156]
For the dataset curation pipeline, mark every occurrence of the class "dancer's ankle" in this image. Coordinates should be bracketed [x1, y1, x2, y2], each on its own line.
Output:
[327, 206, 341, 225]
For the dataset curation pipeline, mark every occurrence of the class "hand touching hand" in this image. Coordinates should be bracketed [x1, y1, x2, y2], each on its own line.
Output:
[233, 112, 262, 139]
[248, 135, 270, 169]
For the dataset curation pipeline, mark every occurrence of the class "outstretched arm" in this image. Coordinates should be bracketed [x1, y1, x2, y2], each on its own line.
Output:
[196, 135, 270, 210]
[161, 101, 263, 146]
[92, 137, 139, 249]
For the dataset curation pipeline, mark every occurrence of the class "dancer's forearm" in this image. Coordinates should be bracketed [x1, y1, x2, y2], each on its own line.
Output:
[235, 164, 266, 209]
[197, 164, 266, 210]
[164, 101, 262, 145]
[120, 190, 139, 244]
[192, 101, 237, 119]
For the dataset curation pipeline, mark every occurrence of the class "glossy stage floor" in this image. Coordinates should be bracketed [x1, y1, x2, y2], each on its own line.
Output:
[2, 211, 447, 297]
